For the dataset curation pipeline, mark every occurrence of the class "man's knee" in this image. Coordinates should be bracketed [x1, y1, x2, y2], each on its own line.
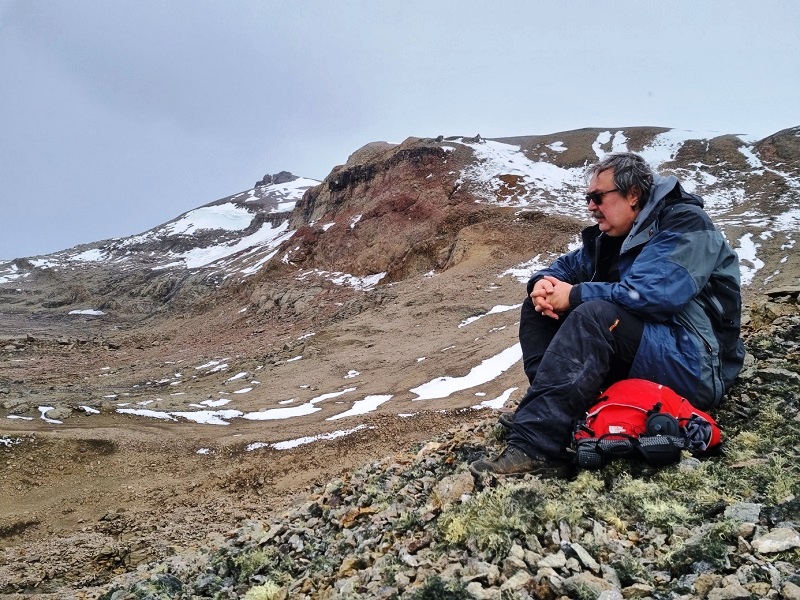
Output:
[570, 300, 619, 322]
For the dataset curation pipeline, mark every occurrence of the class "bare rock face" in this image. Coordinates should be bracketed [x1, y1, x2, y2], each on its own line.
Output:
[287, 138, 514, 281]
[755, 125, 800, 164]
[255, 170, 298, 187]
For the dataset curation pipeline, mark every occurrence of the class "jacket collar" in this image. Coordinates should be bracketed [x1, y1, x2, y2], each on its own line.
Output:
[622, 174, 685, 253]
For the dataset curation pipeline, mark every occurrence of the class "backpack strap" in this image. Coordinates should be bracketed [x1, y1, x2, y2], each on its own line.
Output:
[575, 434, 637, 469]
[635, 435, 686, 467]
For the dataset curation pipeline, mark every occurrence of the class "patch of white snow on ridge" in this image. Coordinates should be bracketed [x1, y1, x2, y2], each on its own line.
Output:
[471, 140, 584, 193]
[249, 424, 370, 451]
[297, 269, 386, 291]
[410, 343, 522, 400]
[118, 408, 176, 421]
[735, 233, 765, 286]
[472, 387, 518, 410]
[38, 406, 62, 424]
[327, 395, 393, 420]
[459, 304, 522, 328]
[457, 139, 586, 218]
[154, 220, 290, 270]
[546, 141, 567, 152]
[501, 236, 580, 282]
[195, 359, 223, 370]
[592, 131, 613, 159]
[117, 407, 244, 425]
[68, 309, 105, 316]
[242, 388, 357, 421]
[0, 263, 23, 284]
[590, 129, 635, 157]
[774, 209, 800, 232]
[502, 255, 551, 283]
[164, 204, 255, 235]
[737, 145, 764, 170]
[249, 177, 319, 211]
[170, 409, 243, 425]
[639, 129, 721, 169]
[68, 249, 108, 262]
[611, 131, 628, 153]
[239, 229, 295, 276]
[29, 258, 58, 268]
[201, 399, 231, 407]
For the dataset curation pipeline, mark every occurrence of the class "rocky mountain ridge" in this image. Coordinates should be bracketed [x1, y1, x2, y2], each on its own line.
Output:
[1, 125, 799, 322]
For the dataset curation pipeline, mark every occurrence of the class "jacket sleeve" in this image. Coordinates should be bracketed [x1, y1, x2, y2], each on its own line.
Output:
[526, 246, 590, 295]
[571, 206, 724, 322]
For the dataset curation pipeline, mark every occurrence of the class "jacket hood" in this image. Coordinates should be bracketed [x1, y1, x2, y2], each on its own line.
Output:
[622, 174, 703, 252]
[650, 173, 703, 207]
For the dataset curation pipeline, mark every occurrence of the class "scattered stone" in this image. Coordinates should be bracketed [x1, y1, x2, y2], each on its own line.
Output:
[563, 572, 615, 597]
[2, 398, 28, 410]
[537, 550, 567, 569]
[568, 542, 600, 573]
[466, 581, 501, 600]
[765, 286, 800, 298]
[431, 470, 474, 508]
[724, 502, 762, 523]
[752, 528, 800, 553]
[501, 556, 527, 578]
[500, 570, 533, 592]
[45, 406, 72, 421]
[620, 583, 653, 598]
[783, 581, 800, 600]
[707, 581, 751, 600]
[757, 367, 800, 383]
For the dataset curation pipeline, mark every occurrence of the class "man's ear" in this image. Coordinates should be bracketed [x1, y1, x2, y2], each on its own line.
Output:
[629, 186, 641, 208]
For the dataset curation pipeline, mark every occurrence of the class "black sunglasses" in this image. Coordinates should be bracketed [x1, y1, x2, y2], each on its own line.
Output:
[585, 188, 619, 205]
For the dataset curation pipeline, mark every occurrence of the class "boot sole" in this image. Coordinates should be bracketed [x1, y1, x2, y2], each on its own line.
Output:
[469, 461, 570, 479]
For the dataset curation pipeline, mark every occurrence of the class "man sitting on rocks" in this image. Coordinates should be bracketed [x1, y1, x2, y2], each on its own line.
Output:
[471, 152, 745, 477]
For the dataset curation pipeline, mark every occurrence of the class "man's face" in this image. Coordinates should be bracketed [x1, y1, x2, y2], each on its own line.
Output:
[586, 169, 640, 237]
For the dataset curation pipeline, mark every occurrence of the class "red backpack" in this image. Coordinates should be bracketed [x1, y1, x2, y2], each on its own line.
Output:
[574, 379, 722, 468]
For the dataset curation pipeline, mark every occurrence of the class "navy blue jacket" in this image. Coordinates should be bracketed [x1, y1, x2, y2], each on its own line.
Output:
[528, 175, 745, 408]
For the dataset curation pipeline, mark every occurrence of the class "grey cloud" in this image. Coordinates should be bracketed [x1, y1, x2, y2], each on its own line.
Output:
[1, 0, 798, 259]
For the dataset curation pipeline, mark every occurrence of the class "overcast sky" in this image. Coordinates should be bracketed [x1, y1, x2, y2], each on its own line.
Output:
[1, 1, 798, 260]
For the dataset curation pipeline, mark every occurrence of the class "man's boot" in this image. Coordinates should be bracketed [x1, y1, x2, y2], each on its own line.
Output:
[469, 445, 570, 478]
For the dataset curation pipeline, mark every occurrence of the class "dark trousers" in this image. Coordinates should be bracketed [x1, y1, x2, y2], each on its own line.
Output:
[509, 297, 644, 458]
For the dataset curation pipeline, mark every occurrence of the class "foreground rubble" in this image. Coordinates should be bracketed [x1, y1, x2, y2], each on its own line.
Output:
[70, 301, 799, 600]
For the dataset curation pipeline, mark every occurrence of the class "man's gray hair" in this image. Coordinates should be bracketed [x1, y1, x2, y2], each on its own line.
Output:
[587, 152, 654, 206]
